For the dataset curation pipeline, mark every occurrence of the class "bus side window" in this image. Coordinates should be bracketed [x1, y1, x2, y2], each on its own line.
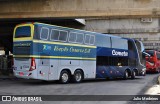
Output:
[84, 34, 95, 45]
[69, 32, 76, 42]
[84, 34, 90, 44]
[59, 30, 68, 42]
[111, 38, 128, 50]
[76, 33, 84, 43]
[40, 27, 49, 40]
[50, 29, 59, 41]
[96, 35, 111, 48]
[50, 29, 68, 42]
[90, 35, 95, 45]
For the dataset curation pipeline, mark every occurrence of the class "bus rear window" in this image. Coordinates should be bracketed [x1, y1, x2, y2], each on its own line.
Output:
[15, 26, 31, 38]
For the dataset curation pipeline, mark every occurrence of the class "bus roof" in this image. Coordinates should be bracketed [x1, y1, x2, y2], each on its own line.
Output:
[33, 22, 122, 38]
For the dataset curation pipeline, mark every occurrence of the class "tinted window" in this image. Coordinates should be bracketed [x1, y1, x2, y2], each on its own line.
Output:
[69, 32, 76, 42]
[59, 31, 68, 41]
[96, 35, 111, 48]
[15, 26, 31, 38]
[76, 33, 84, 43]
[90, 35, 95, 45]
[50, 29, 59, 41]
[85, 35, 90, 44]
[112, 38, 128, 50]
[40, 27, 49, 40]
[97, 56, 128, 66]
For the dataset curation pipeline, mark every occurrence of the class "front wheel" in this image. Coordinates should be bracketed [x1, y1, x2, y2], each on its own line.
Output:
[72, 70, 83, 83]
[59, 70, 70, 84]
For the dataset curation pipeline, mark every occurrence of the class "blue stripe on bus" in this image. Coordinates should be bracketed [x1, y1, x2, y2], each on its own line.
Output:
[13, 41, 132, 58]
[13, 41, 97, 59]
[33, 42, 96, 58]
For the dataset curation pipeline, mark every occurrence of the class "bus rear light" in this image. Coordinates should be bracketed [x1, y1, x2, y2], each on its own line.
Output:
[19, 72, 24, 76]
[29, 57, 36, 71]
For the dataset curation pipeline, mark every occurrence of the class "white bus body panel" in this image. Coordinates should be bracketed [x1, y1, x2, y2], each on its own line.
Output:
[14, 58, 96, 81]
[13, 58, 38, 79]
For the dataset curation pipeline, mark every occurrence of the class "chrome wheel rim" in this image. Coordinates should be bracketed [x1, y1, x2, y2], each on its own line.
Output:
[62, 73, 68, 83]
[75, 73, 82, 82]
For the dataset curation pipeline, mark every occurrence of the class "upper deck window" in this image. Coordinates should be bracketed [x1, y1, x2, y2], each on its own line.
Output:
[50, 29, 68, 42]
[112, 38, 128, 50]
[15, 26, 31, 38]
[90, 35, 95, 45]
[59, 31, 68, 41]
[40, 27, 49, 40]
[50, 29, 59, 41]
[76, 33, 84, 43]
[85, 34, 95, 45]
[69, 32, 84, 44]
[69, 32, 76, 42]
[96, 35, 111, 48]
[84, 35, 90, 44]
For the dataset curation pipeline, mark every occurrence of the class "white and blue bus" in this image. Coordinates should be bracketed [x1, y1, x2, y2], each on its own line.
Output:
[13, 22, 146, 83]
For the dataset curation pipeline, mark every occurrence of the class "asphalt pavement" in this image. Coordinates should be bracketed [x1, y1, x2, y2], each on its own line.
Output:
[0, 73, 159, 104]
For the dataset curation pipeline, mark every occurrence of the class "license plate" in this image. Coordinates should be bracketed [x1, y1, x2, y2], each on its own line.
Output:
[19, 72, 24, 76]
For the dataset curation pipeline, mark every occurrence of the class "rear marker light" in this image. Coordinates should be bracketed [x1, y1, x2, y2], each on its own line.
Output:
[29, 57, 36, 71]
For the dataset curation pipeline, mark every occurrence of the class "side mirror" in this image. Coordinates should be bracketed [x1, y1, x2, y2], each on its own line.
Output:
[142, 51, 150, 57]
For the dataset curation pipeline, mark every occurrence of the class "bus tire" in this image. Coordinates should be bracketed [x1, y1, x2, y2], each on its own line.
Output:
[123, 70, 129, 80]
[59, 70, 70, 84]
[131, 70, 136, 79]
[72, 70, 83, 83]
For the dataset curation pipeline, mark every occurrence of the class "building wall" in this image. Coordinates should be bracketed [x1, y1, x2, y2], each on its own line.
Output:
[84, 18, 160, 49]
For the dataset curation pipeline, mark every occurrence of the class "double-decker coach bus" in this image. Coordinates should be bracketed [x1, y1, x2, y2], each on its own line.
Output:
[13, 22, 146, 83]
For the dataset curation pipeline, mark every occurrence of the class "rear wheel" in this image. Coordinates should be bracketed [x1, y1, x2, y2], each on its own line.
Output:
[59, 70, 70, 84]
[131, 70, 136, 79]
[72, 70, 83, 83]
[123, 70, 129, 80]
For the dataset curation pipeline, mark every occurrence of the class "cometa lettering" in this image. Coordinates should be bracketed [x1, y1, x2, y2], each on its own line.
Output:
[112, 50, 128, 56]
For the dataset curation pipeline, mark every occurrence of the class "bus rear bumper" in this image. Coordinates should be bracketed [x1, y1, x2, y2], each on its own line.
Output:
[13, 71, 38, 79]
